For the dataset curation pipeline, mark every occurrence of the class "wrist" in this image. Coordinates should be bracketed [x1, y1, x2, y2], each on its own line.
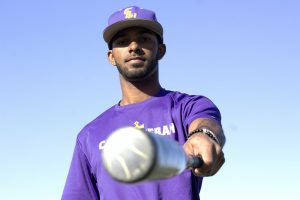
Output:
[188, 127, 221, 146]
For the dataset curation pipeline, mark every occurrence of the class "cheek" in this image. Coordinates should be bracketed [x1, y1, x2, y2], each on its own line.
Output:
[112, 51, 124, 64]
[144, 48, 159, 59]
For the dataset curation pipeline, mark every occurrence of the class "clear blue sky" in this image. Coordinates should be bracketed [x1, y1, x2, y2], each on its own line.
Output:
[0, 0, 299, 199]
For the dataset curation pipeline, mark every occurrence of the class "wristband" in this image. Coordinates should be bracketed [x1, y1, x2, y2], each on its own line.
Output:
[188, 128, 220, 145]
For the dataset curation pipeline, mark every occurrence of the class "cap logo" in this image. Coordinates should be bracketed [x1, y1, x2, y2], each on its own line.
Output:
[124, 7, 138, 19]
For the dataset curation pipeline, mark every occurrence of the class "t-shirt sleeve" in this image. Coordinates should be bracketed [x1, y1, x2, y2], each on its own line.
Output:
[62, 138, 99, 200]
[181, 95, 222, 131]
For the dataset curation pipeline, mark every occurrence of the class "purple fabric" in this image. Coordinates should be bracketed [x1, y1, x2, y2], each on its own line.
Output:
[62, 89, 222, 200]
[108, 6, 158, 26]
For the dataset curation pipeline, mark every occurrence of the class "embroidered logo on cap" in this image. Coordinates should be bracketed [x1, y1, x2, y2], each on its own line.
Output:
[124, 7, 138, 19]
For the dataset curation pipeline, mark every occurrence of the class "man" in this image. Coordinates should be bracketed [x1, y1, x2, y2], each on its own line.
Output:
[62, 6, 225, 200]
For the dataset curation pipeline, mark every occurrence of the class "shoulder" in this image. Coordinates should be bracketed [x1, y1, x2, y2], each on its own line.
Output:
[165, 89, 221, 123]
[165, 89, 217, 107]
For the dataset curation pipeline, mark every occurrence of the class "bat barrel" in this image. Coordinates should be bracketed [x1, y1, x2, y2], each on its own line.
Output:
[102, 127, 156, 183]
[102, 127, 202, 183]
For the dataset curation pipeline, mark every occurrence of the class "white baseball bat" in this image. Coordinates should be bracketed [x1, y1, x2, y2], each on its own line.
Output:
[102, 126, 203, 183]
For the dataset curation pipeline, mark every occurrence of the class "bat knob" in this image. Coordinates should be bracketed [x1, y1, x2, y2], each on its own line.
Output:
[186, 156, 203, 168]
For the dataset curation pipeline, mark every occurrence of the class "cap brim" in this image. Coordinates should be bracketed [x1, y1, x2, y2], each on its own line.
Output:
[103, 19, 163, 43]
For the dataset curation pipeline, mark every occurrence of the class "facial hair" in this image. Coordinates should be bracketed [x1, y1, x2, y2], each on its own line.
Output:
[115, 58, 158, 81]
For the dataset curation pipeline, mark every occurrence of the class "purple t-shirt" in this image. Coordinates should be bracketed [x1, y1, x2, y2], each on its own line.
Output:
[62, 89, 221, 200]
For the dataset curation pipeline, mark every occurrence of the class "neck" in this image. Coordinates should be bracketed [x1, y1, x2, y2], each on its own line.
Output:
[119, 71, 162, 106]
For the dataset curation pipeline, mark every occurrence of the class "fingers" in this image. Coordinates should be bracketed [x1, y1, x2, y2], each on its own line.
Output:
[192, 151, 225, 177]
[184, 133, 225, 177]
[211, 156, 225, 176]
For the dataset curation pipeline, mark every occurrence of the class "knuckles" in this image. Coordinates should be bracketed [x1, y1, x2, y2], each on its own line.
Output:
[184, 133, 225, 177]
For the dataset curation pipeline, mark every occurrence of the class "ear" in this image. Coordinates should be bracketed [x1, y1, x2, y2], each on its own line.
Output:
[107, 50, 116, 66]
[157, 44, 166, 60]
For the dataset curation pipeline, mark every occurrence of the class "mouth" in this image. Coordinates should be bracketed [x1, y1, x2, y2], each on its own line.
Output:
[125, 56, 146, 62]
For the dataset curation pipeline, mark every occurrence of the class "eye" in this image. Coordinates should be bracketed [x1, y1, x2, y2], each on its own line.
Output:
[114, 38, 129, 46]
[139, 36, 152, 43]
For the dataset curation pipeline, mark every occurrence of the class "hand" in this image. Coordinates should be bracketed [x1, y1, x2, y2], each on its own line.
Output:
[183, 133, 225, 177]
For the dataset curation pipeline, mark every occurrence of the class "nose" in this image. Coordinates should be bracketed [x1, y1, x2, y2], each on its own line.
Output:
[128, 40, 141, 53]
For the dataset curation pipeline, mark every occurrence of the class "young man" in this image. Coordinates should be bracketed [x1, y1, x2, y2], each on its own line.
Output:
[62, 6, 225, 200]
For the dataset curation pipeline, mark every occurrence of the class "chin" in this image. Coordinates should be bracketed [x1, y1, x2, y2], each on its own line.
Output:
[129, 68, 158, 82]
[117, 61, 158, 81]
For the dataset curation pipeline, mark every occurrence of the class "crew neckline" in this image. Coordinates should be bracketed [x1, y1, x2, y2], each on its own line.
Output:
[114, 88, 168, 110]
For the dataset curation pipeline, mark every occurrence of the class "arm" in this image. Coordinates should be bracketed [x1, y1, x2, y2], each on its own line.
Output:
[183, 118, 225, 176]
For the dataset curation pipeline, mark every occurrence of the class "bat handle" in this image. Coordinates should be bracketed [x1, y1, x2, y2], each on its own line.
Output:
[186, 156, 203, 168]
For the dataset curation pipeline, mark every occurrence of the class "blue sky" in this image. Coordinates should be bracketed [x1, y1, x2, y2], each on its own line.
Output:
[0, 0, 299, 199]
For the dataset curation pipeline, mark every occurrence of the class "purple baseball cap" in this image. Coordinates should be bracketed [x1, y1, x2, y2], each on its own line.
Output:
[103, 6, 163, 44]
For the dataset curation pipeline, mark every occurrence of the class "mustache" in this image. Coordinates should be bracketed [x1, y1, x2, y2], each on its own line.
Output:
[125, 55, 146, 62]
